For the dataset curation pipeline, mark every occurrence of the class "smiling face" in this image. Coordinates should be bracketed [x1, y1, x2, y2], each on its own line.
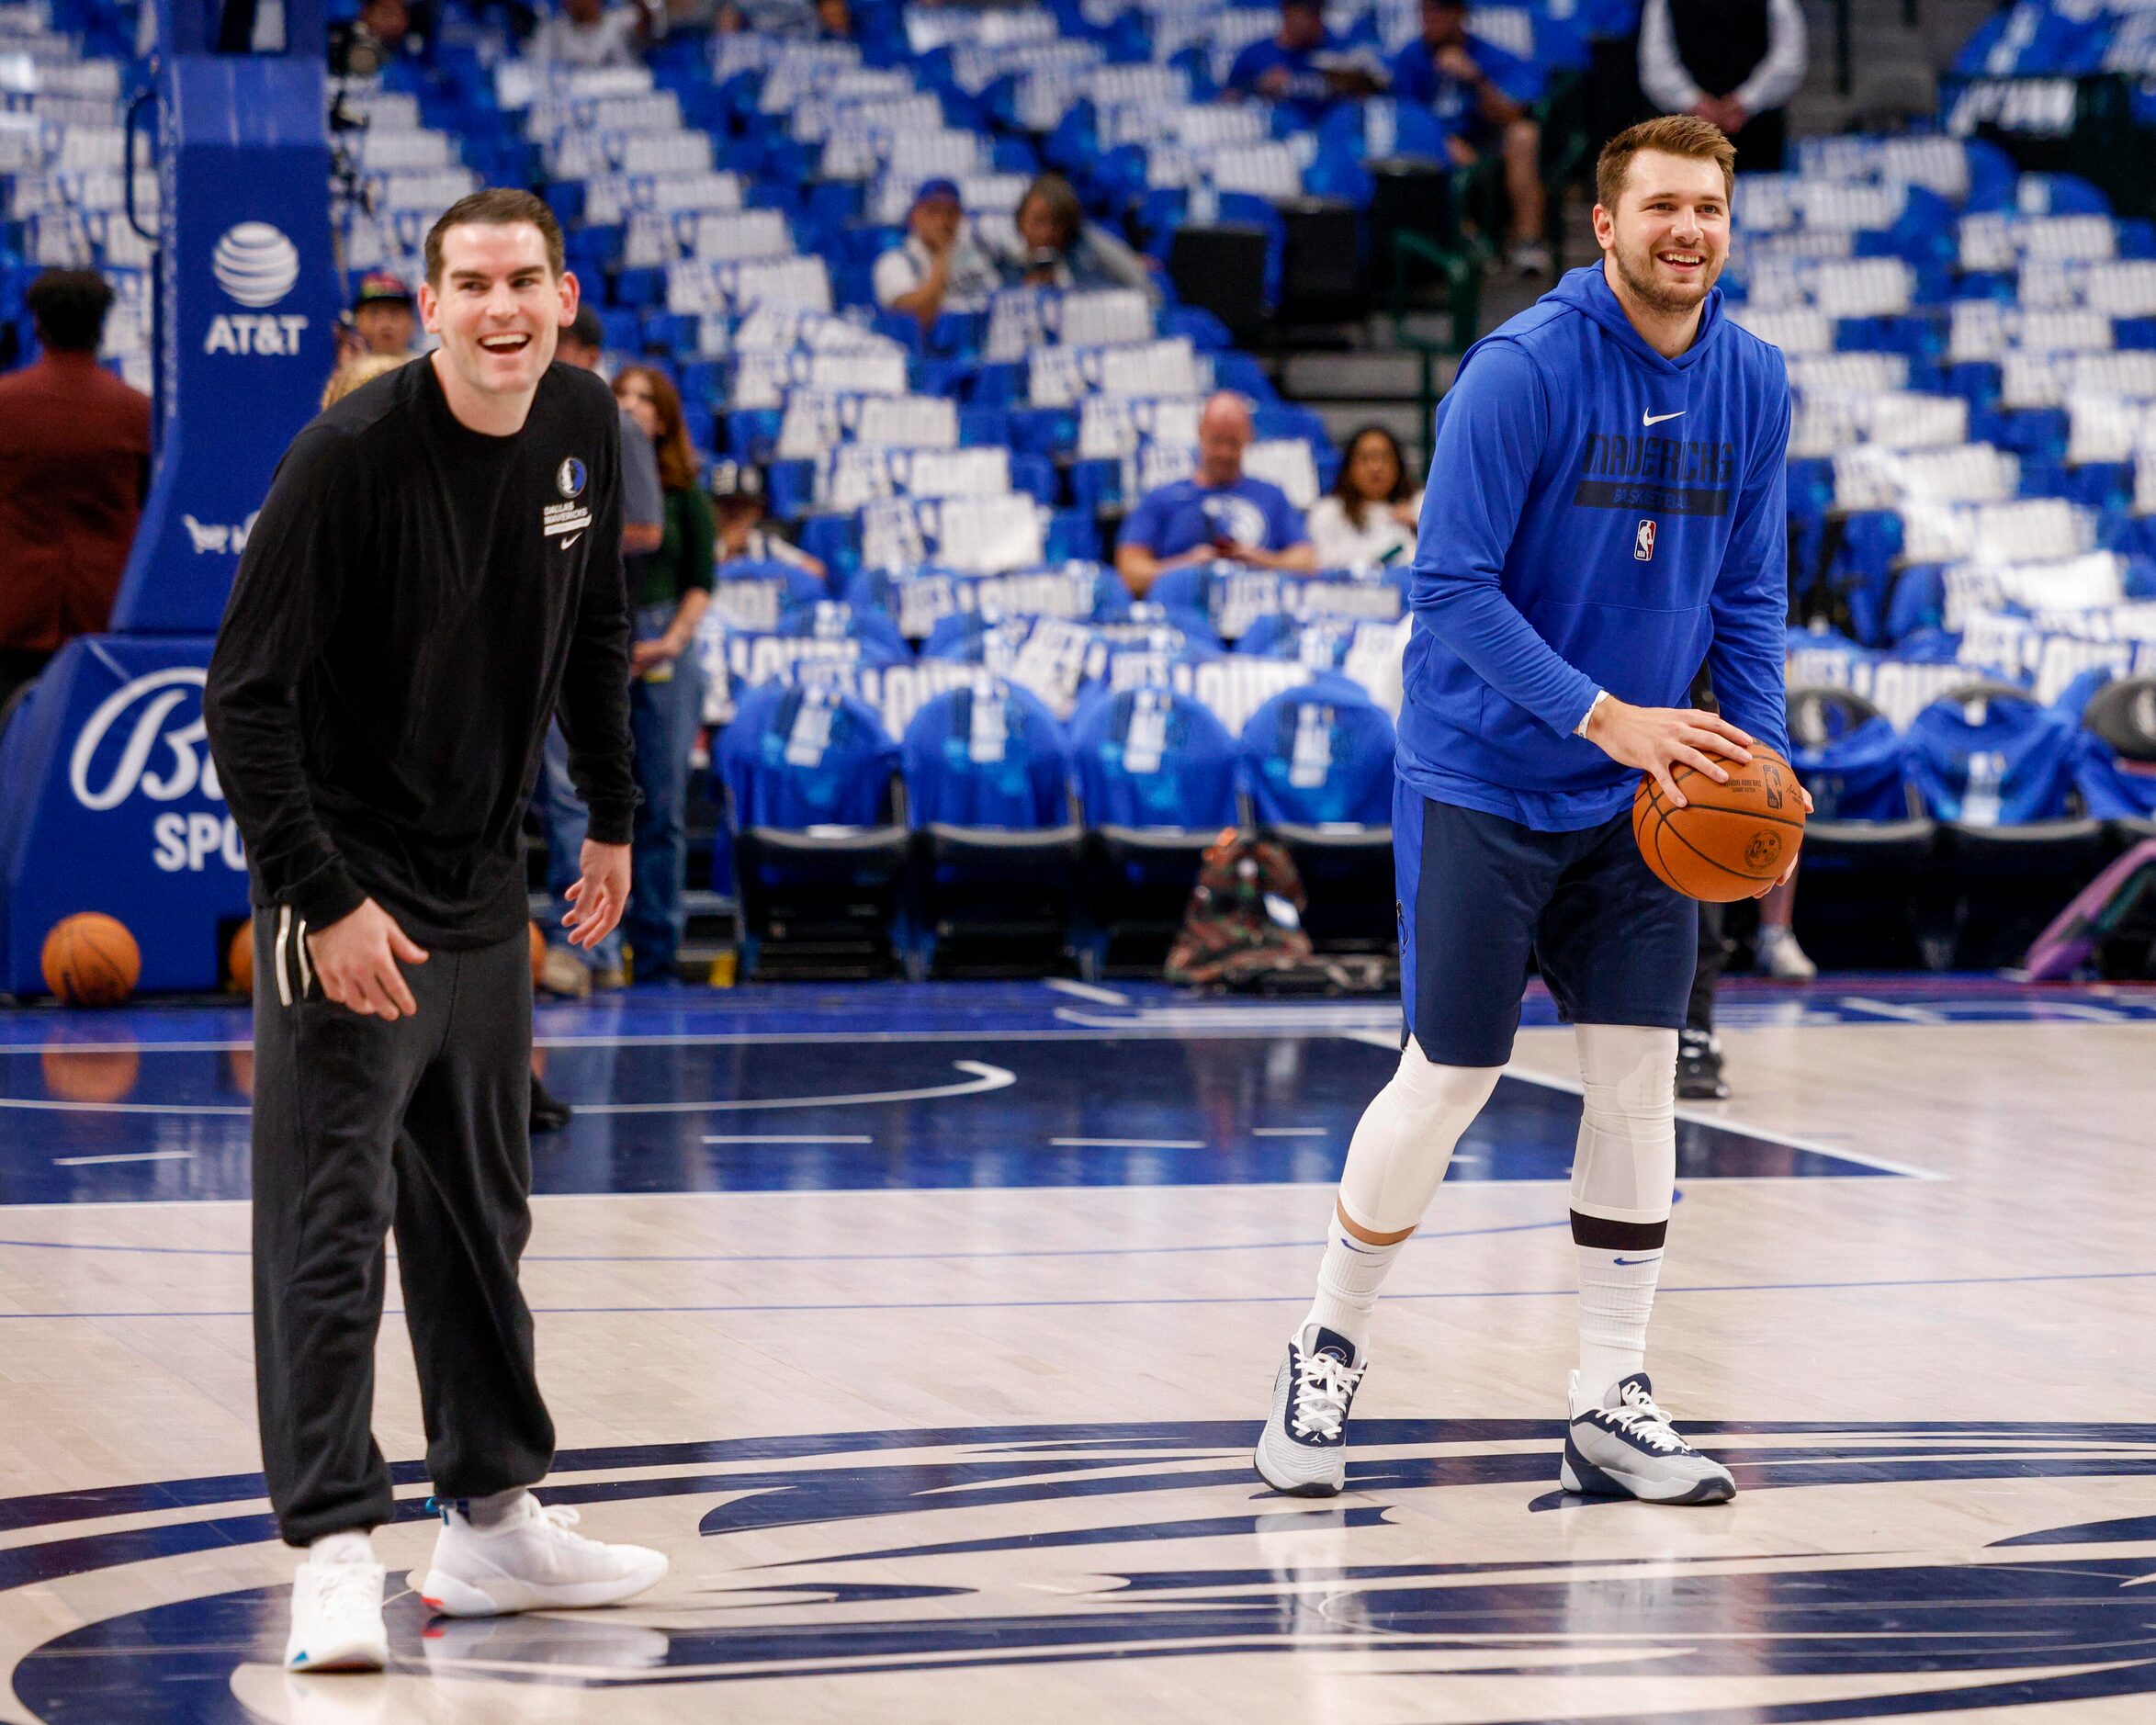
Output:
[417, 221, 575, 412]
[1593, 149, 1730, 319]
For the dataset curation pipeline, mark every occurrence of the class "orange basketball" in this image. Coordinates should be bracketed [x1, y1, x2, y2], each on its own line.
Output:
[40, 913, 142, 1007]
[530, 919, 547, 986]
[226, 921, 254, 996]
[1632, 746, 1807, 903]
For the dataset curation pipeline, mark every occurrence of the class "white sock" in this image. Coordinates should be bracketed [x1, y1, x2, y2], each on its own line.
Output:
[463, 1489, 531, 1530]
[307, 1528, 376, 1567]
[1574, 1245, 1663, 1409]
[1303, 1209, 1405, 1359]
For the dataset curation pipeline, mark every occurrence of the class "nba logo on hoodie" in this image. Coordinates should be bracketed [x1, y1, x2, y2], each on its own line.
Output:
[1634, 519, 1657, 561]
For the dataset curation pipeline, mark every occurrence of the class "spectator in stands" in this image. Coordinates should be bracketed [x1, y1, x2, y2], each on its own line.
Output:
[1388, 0, 1551, 276]
[710, 460, 825, 577]
[613, 365, 713, 983]
[530, 0, 648, 67]
[874, 179, 1001, 329]
[1114, 391, 1317, 597]
[1639, 0, 1806, 172]
[1226, 0, 1385, 126]
[1306, 425, 1423, 569]
[999, 172, 1161, 302]
[0, 270, 151, 713]
[348, 272, 417, 358]
[814, 0, 851, 39]
[319, 352, 410, 410]
[330, 0, 417, 77]
[531, 307, 666, 1004]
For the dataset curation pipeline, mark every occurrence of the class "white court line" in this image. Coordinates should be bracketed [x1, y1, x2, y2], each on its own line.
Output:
[702, 1134, 873, 1144]
[1834, 998, 1947, 1023]
[1042, 978, 1131, 1007]
[578, 1060, 1014, 1115]
[1253, 1127, 1327, 1137]
[1340, 1028, 1947, 1181]
[51, 1151, 194, 1167]
[1050, 1138, 1205, 1149]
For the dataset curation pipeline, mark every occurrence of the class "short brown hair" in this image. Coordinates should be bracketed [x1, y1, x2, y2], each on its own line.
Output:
[1595, 116, 1736, 214]
[423, 187, 564, 286]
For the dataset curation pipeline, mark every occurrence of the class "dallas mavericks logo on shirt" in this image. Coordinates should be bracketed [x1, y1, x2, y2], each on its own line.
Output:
[544, 457, 593, 542]
[1201, 494, 1270, 547]
[557, 457, 587, 500]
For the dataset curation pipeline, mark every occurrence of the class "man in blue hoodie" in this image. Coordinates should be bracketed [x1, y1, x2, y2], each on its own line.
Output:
[1255, 116, 1808, 1506]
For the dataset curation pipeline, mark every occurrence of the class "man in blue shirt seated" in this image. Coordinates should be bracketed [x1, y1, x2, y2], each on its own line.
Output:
[1227, 0, 1386, 128]
[1389, 0, 1552, 276]
[1114, 392, 1318, 598]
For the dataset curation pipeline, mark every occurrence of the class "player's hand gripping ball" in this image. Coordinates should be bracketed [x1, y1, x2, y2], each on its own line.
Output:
[1632, 746, 1807, 902]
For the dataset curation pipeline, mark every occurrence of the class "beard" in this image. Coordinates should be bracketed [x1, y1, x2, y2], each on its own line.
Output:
[1609, 231, 1721, 317]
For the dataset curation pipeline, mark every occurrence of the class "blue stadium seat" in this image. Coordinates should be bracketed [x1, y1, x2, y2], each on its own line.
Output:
[717, 682, 909, 979]
[899, 681, 1082, 976]
[1785, 685, 1934, 970]
[1070, 685, 1238, 975]
[1907, 682, 2107, 965]
[1236, 682, 1395, 953]
[2073, 674, 2156, 824]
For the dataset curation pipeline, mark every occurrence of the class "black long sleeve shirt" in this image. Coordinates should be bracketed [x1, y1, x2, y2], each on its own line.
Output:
[205, 355, 638, 952]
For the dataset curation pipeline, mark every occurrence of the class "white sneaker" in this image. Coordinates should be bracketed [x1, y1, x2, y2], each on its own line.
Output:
[1253, 1324, 1367, 1497]
[412, 1494, 667, 1618]
[1562, 1370, 1735, 1505]
[284, 1548, 388, 1672]
[1755, 925, 1817, 980]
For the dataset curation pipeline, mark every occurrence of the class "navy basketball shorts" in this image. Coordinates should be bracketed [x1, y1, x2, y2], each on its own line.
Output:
[1394, 780, 1700, 1068]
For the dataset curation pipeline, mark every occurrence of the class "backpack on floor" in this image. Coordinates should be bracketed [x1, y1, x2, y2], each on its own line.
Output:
[1165, 830, 1315, 987]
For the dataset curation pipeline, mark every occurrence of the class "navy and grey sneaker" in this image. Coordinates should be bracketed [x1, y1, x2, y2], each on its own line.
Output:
[1253, 1325, 1367, 1497]
[1562, 1370, 1735, 1505]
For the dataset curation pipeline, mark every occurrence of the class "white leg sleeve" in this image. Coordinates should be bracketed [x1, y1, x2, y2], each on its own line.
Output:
[1568, 1024, 1677, 1226]
[1335, 1042, 1504, 1236]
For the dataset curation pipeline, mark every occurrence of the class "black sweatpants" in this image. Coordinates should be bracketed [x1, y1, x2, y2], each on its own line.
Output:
[250, 913, 554, 1547]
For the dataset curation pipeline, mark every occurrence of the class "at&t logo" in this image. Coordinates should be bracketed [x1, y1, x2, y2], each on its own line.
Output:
[203, 220, 310, 356]
[68, 668, 245, 874]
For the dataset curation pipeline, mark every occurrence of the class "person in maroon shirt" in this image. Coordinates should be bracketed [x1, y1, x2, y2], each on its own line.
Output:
[0, 270, 152, 714]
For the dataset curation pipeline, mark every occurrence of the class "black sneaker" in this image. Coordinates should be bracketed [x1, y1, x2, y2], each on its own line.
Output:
[529, 1077, 573, 1135]
[1676, 1029, 1728, 1100]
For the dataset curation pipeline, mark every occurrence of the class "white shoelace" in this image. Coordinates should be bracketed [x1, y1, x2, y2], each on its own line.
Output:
[1290, 1347, 1365, 1441]
[1596, 1384, 1688, 1455]
[523, 1501, 605, 1550]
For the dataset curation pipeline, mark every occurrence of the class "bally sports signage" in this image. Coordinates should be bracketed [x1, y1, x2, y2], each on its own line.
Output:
[0, 639, 248, 994]
[109, 43, 336, 636]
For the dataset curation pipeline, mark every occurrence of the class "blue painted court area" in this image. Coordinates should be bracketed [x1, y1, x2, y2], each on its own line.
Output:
[0, 976, 2053, 1204]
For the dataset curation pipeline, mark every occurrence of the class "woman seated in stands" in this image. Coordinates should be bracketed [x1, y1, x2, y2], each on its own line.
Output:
[1306, 424, 1424, 569]
[997, 174, 1162, 304]
[710, 460, 825, 578]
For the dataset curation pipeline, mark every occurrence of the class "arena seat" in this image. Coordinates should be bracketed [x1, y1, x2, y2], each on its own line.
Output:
[2072, 674, 2156, 823]
[1237, 682, 1395, 954]
[899, 680, 1081, 976]
[1070, 686, 1238, 976]
[1792, 817, 1941, 971]
[717, 682, 909, 980]
[1786, 685, 1912, 821]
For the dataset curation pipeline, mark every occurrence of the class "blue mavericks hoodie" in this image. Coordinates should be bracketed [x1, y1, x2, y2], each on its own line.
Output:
[1399, 264, 1792, 830]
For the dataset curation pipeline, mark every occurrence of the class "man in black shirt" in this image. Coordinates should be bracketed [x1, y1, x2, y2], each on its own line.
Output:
[205, 188, 666, 1674]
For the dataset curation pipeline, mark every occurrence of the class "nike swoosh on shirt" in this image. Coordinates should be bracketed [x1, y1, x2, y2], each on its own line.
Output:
[1641, 410, 1686, 427]
[560, 532, 582, 549]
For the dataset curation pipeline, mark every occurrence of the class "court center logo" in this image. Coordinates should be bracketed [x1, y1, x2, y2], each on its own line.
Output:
[7, 1420, 2155, 1721]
